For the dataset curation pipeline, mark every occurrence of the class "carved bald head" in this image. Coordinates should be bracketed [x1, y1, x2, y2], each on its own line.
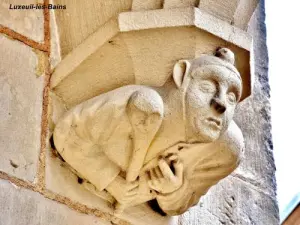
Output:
[173, 48, 242, 143]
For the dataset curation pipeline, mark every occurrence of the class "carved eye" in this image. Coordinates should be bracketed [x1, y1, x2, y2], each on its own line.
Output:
[227, 92, 237, 104]
[199, 80, 216, 93]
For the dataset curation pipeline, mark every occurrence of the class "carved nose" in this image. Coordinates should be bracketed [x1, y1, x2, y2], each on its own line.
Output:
[211, 98, 226, 114]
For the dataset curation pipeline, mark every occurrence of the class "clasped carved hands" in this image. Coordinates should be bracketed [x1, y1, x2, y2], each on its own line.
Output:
[107, 149, 186, 205]
[106, 176, 139, 205]
[147, 153, 184, 194]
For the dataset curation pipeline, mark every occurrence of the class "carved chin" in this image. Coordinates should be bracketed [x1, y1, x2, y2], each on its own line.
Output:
[194, 119, 222, 142]
[197, 129, 220, 143]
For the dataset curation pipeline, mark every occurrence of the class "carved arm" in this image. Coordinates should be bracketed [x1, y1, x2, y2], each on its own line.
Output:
[125, 88, 164, 182]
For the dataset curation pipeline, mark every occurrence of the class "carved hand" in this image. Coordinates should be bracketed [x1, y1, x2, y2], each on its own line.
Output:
[147, 154, 184, 194]
[106, 176, 139, 205]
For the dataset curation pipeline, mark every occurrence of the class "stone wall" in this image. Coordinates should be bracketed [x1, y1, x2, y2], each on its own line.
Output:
[0, 0, 279, 225]
[0, 1, 116, 224]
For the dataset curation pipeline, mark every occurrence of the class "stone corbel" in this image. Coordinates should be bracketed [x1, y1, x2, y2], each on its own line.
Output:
[49, 4, 254, 224]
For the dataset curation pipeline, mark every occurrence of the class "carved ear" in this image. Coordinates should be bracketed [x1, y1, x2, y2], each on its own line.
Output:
[173, 60, 191, 88]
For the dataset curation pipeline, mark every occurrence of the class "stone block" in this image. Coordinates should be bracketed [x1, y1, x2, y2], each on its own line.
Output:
[0, 0, 44, 42]
[53, 0, 131, 57]
[198, 0, 239, 23]
[45, 146, 113, 213]
[234, 0, 258, 30]
[50, 0, 61, 69]
[132, 0, 163, 11]
[0, 34, 44, 182]
[163, 0, 199, 8]
[0, 179, 110, 225]
[179, 176, 279, 225]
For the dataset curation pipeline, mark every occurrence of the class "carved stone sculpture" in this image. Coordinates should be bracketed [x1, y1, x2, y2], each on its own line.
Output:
[52, 48, 244, 216]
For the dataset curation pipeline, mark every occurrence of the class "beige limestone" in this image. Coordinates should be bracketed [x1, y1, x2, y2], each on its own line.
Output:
[46, 2, 273, 224]
[234, 0, 259, 30]
[0, 179, 110, 225]
[50, 6, 252, 109]
[45, 145, 114, 210]
[0, 34, 44, 182]
[197, 0, 258, 30]
[118, 7, 194, 31]
[193, 8, 251, 50]
[121, 27, 195, 87]
[52, 49, 245, 217]
[198, 0, 239, 23]
[52, 1, 256, 59]
[48, 94, 175, 225]
[0, 0, 277, 224]
[52, 33, 135, 108]
[50, 0, 62, 69]
[50, 18, 119, 89]
[132, 0, 163, 11]
[0, 0, 44, 42]
[51, 27, 251, 109]
[46, 149, 175, 225]
[163, 0, 199, 8]
[53, 0, 131, 57]
[46, 134, 175, 225]
[118, 7, 252, 51]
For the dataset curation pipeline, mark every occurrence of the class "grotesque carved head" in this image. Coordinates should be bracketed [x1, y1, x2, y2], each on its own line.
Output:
[173, 48, 242, 143]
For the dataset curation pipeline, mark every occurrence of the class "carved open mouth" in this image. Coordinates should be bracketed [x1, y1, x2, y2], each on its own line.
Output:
[205, 117, 222, 129]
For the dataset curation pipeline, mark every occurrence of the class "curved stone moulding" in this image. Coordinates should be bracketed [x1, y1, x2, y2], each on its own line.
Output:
[118, 7, 251, 51]
[50, 7, 252, 109]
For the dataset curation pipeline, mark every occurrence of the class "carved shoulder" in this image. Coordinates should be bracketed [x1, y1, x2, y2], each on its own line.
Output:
[127, 88, 164, 132]
[128, 88, 164, 117]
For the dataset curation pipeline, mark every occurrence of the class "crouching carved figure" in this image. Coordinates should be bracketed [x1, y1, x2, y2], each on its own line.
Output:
[52, 48, 244, 216]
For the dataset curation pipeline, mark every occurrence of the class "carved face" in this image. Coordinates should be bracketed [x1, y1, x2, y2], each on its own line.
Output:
[185, 65, 242, 143]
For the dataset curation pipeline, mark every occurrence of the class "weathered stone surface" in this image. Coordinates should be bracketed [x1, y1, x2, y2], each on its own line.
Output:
[46, 145, 174, 225]
[233, 0, 277, 199]
[178, 176, 278, 225]
[46, 0, 278, 224]
[132, 0, 163, 11]
[234, 0, 258, 30]
[163, 0, 199, 8]
[50, 1, 61, 69]
[51, 46, 244, 218]
[0, 0, 44, 42]
[0, 179, 110, 225]
[45, 146, 113, 213]
[53, 0, 131, 57]
[198, 0, 239, 23]
[0, 35, 44, 182]
[51, 27, 251, 110]
[178, 0, 279, 224]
